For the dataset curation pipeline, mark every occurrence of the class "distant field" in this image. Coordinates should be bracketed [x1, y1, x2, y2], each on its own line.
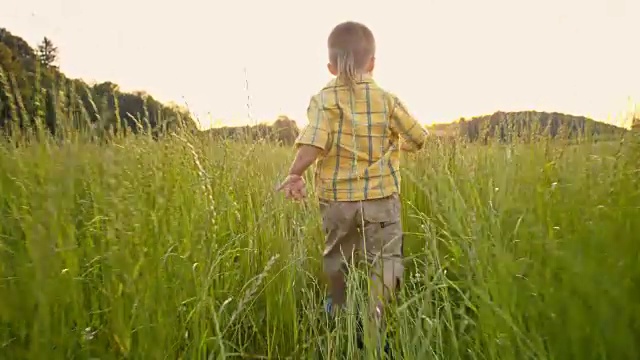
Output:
[0, 132, 639, 359]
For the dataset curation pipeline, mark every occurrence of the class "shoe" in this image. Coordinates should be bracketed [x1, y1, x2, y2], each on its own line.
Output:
[324, 296, 333, 314]
[383, 340, 393, 358]
[356, 313, 364, 349]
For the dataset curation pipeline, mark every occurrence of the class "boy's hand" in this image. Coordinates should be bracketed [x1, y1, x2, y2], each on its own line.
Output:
[400, 142, 416, 152]
[276, 145, 323, 202]
[400, 142, 418, 152]
[277, 174, 307, 201]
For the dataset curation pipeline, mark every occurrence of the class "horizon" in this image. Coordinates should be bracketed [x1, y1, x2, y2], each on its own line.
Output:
[2, 0, 639, 130]
[200, 109, 633, 131]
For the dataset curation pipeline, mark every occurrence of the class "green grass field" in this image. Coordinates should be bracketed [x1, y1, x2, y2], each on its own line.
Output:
[0, 129, 639, 359]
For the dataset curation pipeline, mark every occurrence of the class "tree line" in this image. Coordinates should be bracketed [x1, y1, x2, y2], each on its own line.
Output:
[201, 115, 300, 145]
[0, 28, 201, 140]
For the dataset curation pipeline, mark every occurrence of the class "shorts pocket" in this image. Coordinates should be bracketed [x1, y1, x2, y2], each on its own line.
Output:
[361, 195, 400, 226]
[361, 195, 403, 261]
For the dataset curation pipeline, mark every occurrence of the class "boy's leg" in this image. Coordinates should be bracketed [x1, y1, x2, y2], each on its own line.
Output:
[359, 193, 404, 324]
[320, 200, 360, 312]
[325, 263, 348, 311]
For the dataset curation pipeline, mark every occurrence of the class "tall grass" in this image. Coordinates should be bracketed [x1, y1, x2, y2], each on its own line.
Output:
[1, 77, 639, 359]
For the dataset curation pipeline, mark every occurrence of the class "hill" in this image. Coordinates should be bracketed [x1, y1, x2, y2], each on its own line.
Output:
[426, 111, 628, 142]
[0, 28, 197, 138]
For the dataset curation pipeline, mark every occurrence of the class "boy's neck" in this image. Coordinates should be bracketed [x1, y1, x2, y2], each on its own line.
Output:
[355, 72, 373, 81]
[334, 72, 373, 84]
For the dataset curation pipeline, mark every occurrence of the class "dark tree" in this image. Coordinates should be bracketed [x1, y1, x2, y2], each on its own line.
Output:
[37, 37, 58, 68]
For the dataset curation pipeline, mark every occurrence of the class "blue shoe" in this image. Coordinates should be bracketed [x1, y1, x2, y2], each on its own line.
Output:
[383, 340, 393, 358]
[324, 296, 333, 315]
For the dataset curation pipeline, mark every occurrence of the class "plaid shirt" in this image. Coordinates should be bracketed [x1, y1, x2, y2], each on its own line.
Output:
[295, 75, 428, 201]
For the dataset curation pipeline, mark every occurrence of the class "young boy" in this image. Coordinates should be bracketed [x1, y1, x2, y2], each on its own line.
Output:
[277, 20, 427, 329]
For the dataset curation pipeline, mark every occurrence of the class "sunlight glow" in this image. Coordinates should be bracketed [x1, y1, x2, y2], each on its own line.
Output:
[3, 0, 639, 129]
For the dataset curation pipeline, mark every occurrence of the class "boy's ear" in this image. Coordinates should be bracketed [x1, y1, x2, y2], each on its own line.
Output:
[366, 56, 376, 72]
[327, 63, 338, 76]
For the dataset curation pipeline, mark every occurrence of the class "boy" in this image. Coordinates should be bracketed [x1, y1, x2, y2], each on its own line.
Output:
[277, 21, 427, 331]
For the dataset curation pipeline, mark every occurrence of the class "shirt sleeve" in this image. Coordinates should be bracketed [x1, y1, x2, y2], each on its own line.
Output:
[389, 95, 428, 150]
[294, 95, 332, 151]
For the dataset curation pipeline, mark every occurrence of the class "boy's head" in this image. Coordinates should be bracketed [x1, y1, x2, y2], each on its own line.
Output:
[327, 21, 376, 86]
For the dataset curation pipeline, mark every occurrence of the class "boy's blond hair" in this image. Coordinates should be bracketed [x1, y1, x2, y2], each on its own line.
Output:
[328, 21, 376, 88]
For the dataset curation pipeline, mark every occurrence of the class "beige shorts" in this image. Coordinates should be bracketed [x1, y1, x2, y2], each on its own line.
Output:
[319, 193, 404, 292]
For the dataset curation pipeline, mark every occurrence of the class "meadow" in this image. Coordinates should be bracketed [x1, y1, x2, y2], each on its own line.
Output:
[0, 122, 639, 359]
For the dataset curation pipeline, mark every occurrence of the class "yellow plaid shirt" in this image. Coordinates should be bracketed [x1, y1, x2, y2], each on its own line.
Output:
[295, 75, 428, 201]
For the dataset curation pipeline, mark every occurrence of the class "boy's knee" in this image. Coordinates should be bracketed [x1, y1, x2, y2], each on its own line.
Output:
[383, 259, 404, 294]
[323, 255, 346, 276]
[374, 259, 404, 295]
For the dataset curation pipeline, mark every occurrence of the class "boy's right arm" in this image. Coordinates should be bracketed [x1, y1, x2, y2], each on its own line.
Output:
[388, 95, 428, 152]
[278, 95, 331, 179]
[400, 141, 420, 152]
[294, 95, 332, 155]
[277, 95, 330, 200]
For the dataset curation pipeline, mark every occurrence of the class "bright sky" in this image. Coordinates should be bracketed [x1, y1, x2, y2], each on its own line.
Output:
[3, 0, 639, 129]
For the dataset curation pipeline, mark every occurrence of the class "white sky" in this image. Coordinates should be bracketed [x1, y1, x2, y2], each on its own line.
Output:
[2, 0, 639, 129]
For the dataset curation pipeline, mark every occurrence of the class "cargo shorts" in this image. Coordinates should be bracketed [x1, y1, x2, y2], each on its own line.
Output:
[319, 193, 404, 294]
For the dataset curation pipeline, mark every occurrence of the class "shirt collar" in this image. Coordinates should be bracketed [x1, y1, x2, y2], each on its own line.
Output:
[324, 73, 375, 88]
